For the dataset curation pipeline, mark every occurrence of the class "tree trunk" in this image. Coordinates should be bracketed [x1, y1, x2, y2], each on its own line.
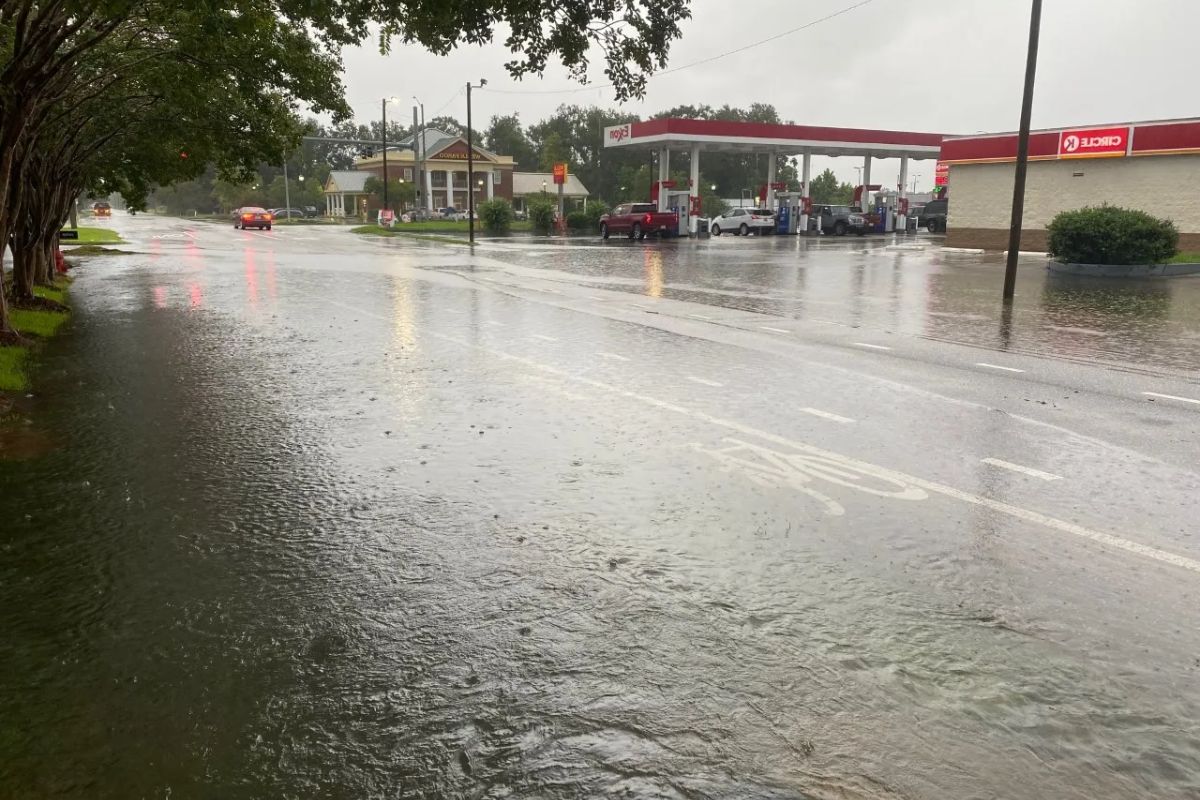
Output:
[10, 228, 35, 303]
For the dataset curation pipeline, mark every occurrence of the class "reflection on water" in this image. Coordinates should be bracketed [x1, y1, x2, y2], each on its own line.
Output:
[643, 249, 664, 298]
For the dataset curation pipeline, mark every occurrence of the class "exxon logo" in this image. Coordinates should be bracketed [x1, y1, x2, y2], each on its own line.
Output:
[608, 125, 631, 142]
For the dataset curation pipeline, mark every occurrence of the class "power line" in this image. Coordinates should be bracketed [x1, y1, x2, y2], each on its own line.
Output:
[478, 0, 880, 97]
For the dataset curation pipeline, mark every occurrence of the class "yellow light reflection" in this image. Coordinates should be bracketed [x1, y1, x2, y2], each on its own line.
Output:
[643, 249, 664, 298]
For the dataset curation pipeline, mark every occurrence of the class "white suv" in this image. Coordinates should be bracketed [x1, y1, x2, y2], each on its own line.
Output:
[710, 207, 775, 236]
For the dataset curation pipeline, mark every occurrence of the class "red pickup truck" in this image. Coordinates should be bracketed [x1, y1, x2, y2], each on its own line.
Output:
[600, 202, 679, 240]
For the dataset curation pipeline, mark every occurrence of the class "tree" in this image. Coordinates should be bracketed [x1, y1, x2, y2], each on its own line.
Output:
[809, 168, 853, 204]
[484, 114, 536, 168]
[363, 176, 416, 209]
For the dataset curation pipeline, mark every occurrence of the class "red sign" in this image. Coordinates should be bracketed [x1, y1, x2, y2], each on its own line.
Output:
[1058, 126, 1129, 158]
[934, 161, 949, 186]
[552, 163, 567, 185]
[607, 124, 631, 142]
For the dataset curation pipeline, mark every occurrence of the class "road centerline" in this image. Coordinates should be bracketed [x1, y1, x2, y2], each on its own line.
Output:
[981, 458, 1063, 481]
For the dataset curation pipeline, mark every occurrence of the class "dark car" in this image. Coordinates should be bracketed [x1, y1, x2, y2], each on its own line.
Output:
[270, 207, 306, 220]
[920, 198, 948, 233]
[233, 206, 273, 230]
[811, 204, 866, 235]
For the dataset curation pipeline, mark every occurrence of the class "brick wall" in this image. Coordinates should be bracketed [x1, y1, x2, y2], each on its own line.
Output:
[946, 155, 1200, 250]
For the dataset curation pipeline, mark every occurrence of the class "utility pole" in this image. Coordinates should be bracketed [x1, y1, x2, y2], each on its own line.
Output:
[1004, 0, 1043, 303]
[283, 161, 292, 212]
[412, 96, 426, 213]
[466, 78, 487, 244]
[381, 98, 389, 214]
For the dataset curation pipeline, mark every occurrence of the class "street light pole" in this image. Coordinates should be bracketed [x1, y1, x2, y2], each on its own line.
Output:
[1004, 0, 1043, 303]
[412, 98, 425, 214]
[466, 78, 487, 244]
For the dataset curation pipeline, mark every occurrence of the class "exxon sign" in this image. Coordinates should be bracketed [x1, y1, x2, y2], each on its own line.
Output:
[605, 123, 632, 144]
[1058, 126, 1129, 158]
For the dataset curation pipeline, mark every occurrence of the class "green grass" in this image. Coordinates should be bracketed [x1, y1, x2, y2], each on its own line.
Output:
[1167, 251, 1200, 263]
[354, 220, 533, 234]
[0, 281, 71, 392]
[63, 226, 124, 244]
[0, 346, 29, 391]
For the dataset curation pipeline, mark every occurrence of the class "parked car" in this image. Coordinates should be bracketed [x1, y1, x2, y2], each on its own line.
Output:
[92, 201, 111, 217]
[811, 204, 866, 235]
[920, 198, 948, 233]
[302, 205, 319, 217]
[710, 207, 775, 236]
[599, 202, 680, 240]
[269, 207, 306, 220]
[439, 207, 467, 221]
[233, 206, 273, 230]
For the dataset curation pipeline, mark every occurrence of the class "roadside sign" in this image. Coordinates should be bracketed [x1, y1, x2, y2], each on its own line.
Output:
[59, 229, 79, 240]
[934, 161, 949, 186]
[552, 163, 567, 185]
[1058, 126, 1129, 158]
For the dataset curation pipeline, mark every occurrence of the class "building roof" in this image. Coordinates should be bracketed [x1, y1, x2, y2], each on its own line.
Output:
[324, 170, 371, 193]
[603, 118, 946, 160]
[512, 172, 590, 197]
[356, 129, 513, 168]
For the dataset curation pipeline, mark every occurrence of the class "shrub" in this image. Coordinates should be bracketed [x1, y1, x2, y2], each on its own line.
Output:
[1046, 205, 1178, 265]
[527, 198, 556, 234]
[478, 199, 514, 233]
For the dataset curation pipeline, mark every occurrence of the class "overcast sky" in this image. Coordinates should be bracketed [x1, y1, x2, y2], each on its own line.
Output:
[338, 0, 1196, 192]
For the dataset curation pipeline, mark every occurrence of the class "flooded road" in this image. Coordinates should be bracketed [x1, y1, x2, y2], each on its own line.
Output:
[3, 216, 1200, 798]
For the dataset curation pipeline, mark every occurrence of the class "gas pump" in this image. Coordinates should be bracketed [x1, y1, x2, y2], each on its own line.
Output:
[871, 191, 898, 233]
[663, 189, 691, 237]
[774, 192, 808, 235]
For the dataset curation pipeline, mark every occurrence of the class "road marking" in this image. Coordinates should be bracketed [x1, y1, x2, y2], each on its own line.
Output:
[853, 342, 892, 351]
[688, 313, 713, 320]
[598, 352, 629, 361]
[759, 326, 790, 334]
[532, 334, 559, 342]
[1143, 391, 1200, 406]
[982, 458, 1063, 481]
[325, 300, 1200, 577]
[687, 376, 724, 387]
[800, 407, 855, 424]
[976, 362, 1025, 373]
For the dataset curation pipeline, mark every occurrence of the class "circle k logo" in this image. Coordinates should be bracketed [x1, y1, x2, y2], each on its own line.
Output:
[1063, 134, 1080, 153]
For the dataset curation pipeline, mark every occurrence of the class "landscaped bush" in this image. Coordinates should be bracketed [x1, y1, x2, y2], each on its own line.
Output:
[527, 198, 556, 234]
[565, 210, 591, 231]
[1046, 205, 1178, 265]
[478, 199, 514, 233]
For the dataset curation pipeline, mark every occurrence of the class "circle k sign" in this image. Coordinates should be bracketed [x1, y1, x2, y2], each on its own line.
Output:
[1058, 126, 1129, 158]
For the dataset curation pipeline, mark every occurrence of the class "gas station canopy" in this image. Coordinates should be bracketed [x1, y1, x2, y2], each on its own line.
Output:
[602, 118, 945, 160]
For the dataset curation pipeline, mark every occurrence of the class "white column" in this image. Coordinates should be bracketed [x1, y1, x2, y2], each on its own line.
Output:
[766, 151, 777, 209]
[689, 144, 700, 234]
[898, 156, 910, 233]
[325, 194, 331, 217]
[446, 170, 454, 209]
[862, 155, 872, 211]
[657, 148, 670, 211]
[424, 169, 433, 211]
[801, 152, 812, 196]
[486, 171, 494, 200]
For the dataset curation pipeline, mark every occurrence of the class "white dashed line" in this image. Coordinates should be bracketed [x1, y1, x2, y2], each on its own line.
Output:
[759, 326, 790, 334]
[853, 342, 892, 351]
[1143, 391, 1200, 406]
[687, 376, 724, 388]
[532, 334, 559, 342]
[976, 362, 1025, 373]
[800, 407, 855, 424]
[982, 458, 1063, 481]
[688, 313, 713, 320]
[598, 352, 629, 361]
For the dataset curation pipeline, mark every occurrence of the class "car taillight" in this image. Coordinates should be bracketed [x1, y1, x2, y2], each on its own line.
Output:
[644, 213, 653, 224]
[265, 213, 273, 220]
[242, 213, 252, 219]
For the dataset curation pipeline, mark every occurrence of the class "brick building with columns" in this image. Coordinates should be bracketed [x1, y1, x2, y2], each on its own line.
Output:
[353, 128, 516, 212]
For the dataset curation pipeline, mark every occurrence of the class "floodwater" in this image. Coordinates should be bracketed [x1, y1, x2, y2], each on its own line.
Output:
[3, 218, 1200, 799]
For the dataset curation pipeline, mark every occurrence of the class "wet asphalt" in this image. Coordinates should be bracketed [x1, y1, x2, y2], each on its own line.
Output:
[2, 213, 1200, 799]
